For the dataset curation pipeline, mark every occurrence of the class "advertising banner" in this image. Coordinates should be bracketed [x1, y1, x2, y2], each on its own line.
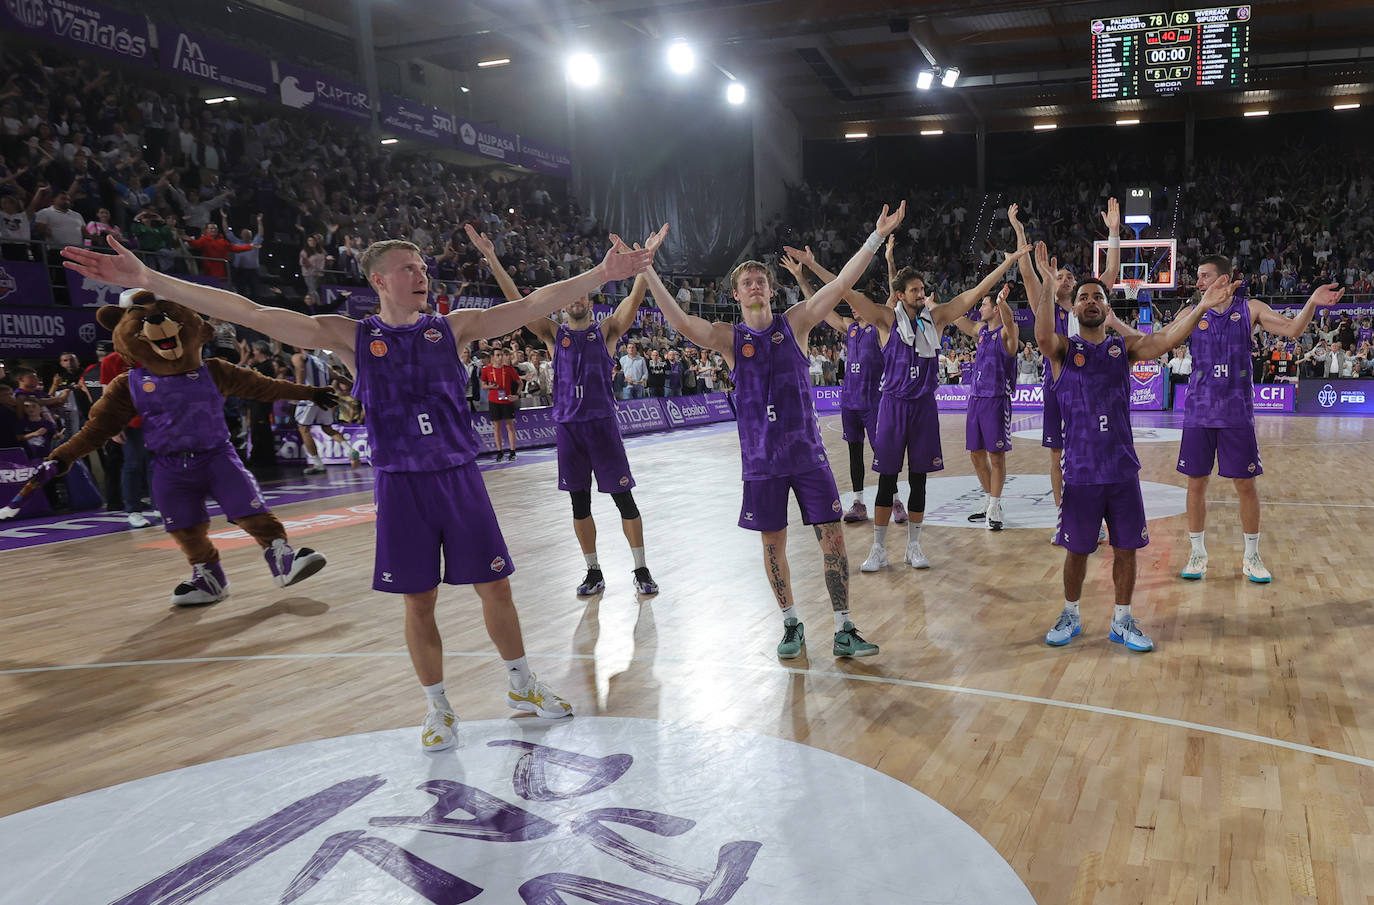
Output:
[1174, 384, 1296, 414]
[518, 135, 573, 177]
[1294, 379, 1374, 415]
[0, 260, 53, 306]
[663, 392, 733, 427]
[614, 397, 667, 436]
[381, 93, 458, 147]
[159, 26, 272, 97]
[277, 62, 371, 125]
[0, 306, 99, 356]
[0, 0, 152, 67]
[591, 304, 666, 330]
[1129, 359, 1166, 410]
[67, 270, 219, 307]
[457, 118, 518, 164]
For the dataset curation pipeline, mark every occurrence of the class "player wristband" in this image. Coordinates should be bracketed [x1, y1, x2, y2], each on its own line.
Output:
[1109, 236, 1121, 250]
[863, 230, 883, 255]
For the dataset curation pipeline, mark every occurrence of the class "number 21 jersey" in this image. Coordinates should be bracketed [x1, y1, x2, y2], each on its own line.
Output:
[352, 314, 479, 472]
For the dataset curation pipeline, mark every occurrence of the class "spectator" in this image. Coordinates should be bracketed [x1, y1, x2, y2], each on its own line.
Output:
[619, 341, 647, 399]
[184, 221, 254, 281]
[33, 189, 83, 248]
[298, 233, 330, 300]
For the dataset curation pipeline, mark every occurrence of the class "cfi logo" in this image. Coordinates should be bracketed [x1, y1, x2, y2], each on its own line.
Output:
[370, 340, 388, 357]
[423, 328, 442, 343]
[741, 343, 755, 358]
[770, 332, 784, 344]
[489, 556, 506, 572]
[1073, 353, 1086, 367]
[1107, 344, 1122, 358]
[142, 381, 156, 393]
[561, 336, 571, 347]
[1317, 384, 1337, 408]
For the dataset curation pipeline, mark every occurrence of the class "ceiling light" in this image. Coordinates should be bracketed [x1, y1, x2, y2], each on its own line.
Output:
[1243, 109, 1269, 117]
[844, 132, 868, 139]
[204, 96, 236, 105]
[477, 58, 510, 68]
[1034, 123, 1057, 131]
[726, 81, 746, 105]
[380, 138, 398, 145]
[941, 67, 959, 88]
[916, 70, 934, 90]
[566, 53, 601, 87]
[1116, 118, 1139, 125]
[459, 85, 470, 93]
[667, 41, 695, 75]
[920, 129, 943, 136]
[1334, 103, 1360, 111]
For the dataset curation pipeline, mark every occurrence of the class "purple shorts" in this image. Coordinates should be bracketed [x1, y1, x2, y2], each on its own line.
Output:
[872, 393, 944, 475]
[1176, 426, 1263, 479]
[1041, 387, 1064, 449]
[152, 443, 269, 532]
[557, 417, 635, 493]
[373, 462, 514, 593]
[739, 465, 842, 532]
[840, 407, 877, 444]
[1054, 480, 1149, 555]
[966, 395, 1012, 452]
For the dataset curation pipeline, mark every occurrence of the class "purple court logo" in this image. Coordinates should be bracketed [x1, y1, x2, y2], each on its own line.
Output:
[0, 718, 1035, 905]
[1317, 384, 1338, 408]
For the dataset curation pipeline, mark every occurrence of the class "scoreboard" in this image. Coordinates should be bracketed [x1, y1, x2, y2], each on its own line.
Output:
[1090, 5, 1251, 99]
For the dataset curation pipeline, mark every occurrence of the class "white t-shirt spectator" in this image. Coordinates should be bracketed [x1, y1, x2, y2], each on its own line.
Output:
[0, 208, 31, 241]
[34, 205, 85, 247]
[1167, 352, 1192, 376]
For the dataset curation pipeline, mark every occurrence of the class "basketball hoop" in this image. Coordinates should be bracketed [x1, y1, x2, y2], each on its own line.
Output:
[1124, 279, 1143, 301]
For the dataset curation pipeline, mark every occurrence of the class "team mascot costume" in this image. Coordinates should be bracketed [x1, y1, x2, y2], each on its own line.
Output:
[4, 289, 332, 605]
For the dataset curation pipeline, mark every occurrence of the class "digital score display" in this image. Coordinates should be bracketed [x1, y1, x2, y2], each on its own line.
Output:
[1090, 5, 1251, 99]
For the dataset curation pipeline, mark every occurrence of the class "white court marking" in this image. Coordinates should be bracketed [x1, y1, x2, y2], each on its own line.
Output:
[0, 717, 1034, 905]
[3, 650, 1371, 770]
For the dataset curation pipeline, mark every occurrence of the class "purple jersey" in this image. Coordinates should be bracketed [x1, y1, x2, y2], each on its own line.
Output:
[1053, 334, 1140, 485]
[878, 314, 940, 400]
[841, 322, 882, 411]
[352, 314, 480, 472]
[1183, 295, 1254, 428]
[551, 323, 615, 422]
[971, 324, 1015, 398]
[731, 314, 829, 480]
[1041, 305, 1071, 382]
[1359, 327, 1373, 346]
[129, 364, 230, 455]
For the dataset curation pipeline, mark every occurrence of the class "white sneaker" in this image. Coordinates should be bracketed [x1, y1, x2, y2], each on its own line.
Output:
[860, 543, 888, 572]
[986, 500, 1004, 531]
[420, 704, 457, 751]
[1045, 609, 1081, 646]
[1109, 615, 1155, 652]
[1242, 552, 1272, 583]
[127, 511, 150, 528]
[1181, 549, 1208, 580]
[507, 673, 574, 719]
[903, 540, 930, 569]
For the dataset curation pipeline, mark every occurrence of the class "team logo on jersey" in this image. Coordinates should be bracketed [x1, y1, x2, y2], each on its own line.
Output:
[619, 476, 629, 487]
[770, 331, 784, 344]
[1230, 312, 1242, 322]
[250, 498, 262, 508]
[1107, 345, 1122, 358]
[741, 343, 755, 358]
[561, 336, 571, 347]
[849, 326, 858, 337]
[1247, 462, 1256, 473]
[1141, 527, 1149, 541]
[370, 340, 388, 357]
[1073, 353, 1086, 367]
[370, 328, 382, 336]
[932, 457, 943, 467]
[1198, 320, 1210, 330]
[423, 328, 442, 343]
[490, 556, 506, 572]
[831, 499, 842, 513]
[142, 381, 156, 392]
[187, 371, 199, 381]
[995, 440, 1005, 449]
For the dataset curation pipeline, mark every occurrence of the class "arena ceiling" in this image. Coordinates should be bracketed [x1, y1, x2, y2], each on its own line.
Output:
[282, 0, 1373, 135]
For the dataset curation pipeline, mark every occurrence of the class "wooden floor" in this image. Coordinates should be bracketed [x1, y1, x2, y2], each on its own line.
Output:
[4, 410, 1374, 904]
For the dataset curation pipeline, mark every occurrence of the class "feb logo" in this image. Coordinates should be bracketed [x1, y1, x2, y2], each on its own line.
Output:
[142, 381, 156, 393]
[1317, 384, 1337, 408]
[561, 336, 571, 347]
[741, 343, 755, 358]
[370, 340, 388, 357]
[1073, 353, 1086, 367]
[770, 331, 784, 344]
[1108, 344, 1122, 358]
[490, 556, 506, 572]
[423, 328, 442, 343]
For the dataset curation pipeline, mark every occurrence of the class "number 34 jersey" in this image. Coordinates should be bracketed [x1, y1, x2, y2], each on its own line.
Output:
[1184, 294, 1254, 428]
[353, 314, 480, 472]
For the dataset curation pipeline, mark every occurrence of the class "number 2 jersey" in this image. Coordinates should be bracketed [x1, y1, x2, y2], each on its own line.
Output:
[1183, 293, 1254, 428]
[352, 314, 480, 472]
[1052, 334, 1140, 485]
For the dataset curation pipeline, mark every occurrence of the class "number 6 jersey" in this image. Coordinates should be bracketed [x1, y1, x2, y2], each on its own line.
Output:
[1183, 294, 1254, 428]
[352, 314, 480, 471]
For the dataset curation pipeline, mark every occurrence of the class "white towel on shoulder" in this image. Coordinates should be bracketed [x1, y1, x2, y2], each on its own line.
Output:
[894, 304, 940, 358]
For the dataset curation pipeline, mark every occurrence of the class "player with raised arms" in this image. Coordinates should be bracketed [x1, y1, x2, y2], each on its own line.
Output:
[791, 240, 1032, 571]
[949, 282, 1020, 530]
[778, 239, 906, 525]
[466, 224, 668, 598]
[642, 202, 908, 660]
[1175, 255, 1344, 582]
[1034, 241, 1214, 653]
[62, 230, 655, 751]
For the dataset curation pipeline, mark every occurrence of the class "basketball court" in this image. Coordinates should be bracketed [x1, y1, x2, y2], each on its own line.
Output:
[4, 408, 1373, 904]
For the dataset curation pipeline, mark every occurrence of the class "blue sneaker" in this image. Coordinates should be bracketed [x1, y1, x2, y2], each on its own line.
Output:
[777, 617, 805, 659]
[1045, 609, 1081, 646]
[1108, 615, 1154, 652]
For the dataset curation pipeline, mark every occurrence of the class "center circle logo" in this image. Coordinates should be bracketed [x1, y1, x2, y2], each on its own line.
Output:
[0, 717, 1033, 905]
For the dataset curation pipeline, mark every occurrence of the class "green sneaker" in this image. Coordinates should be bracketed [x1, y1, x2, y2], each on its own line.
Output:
[833, 621, 879, 658]
[777, 617, 805, 659]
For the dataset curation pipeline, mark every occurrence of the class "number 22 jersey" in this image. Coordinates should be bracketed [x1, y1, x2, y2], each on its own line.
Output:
[352, 314, 480, 472]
